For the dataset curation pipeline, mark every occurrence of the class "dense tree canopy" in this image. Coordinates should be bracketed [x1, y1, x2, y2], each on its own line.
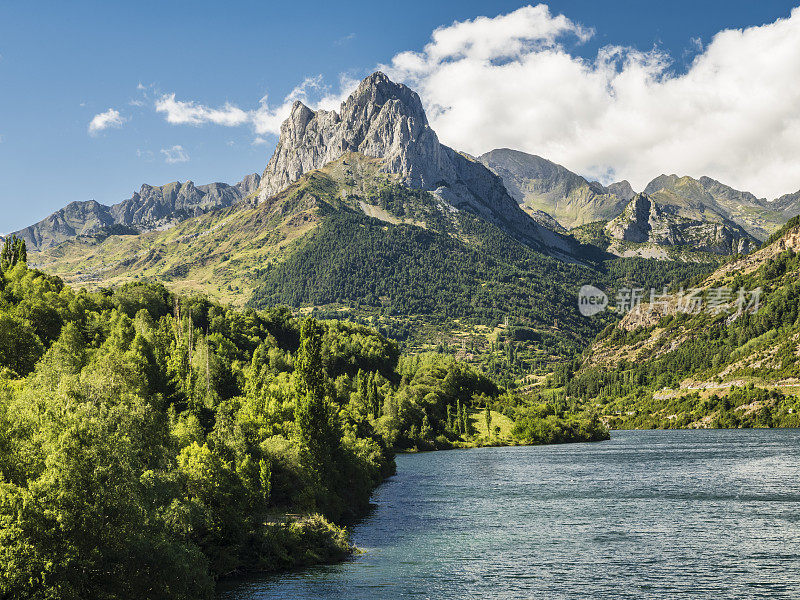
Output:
[0, 264, 607, 598]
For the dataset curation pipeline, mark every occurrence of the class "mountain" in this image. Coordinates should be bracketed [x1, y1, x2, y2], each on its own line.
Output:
[478, 149, 633, 229]
[27, 153, 600, 365]
[14, 200, 122, 251]
[605, 192, 757, 256]
[477, 151, 799, 255]
[25, 72, 717, 377]
[642, 174, 786, 241]
[12, 175, 260, 251]
[548, 216, 800, 429]
[257, 73, 575, 258]
[29, 148, 715, 387]
[768, 190, 800, 220]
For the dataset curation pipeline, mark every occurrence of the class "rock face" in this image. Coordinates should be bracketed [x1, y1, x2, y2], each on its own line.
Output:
[606, 193, 756, 255]
[605, 180, 635, 202]
[259, 72, 448, 198]
[110, 180, 242, 229]
[257, 72, 575, 256]
[15, 200, 119, 251]
[642, 174, 789, 241]
[16, 174, 260, 251]
[235, 173, 261, 198]
[768, 189, 800, 220]
[478, 149, 633, 229]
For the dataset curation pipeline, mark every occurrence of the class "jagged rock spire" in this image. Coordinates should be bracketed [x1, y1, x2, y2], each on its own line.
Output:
[256, 71, 575, 256]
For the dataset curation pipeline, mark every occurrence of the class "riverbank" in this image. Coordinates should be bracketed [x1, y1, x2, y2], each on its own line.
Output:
[218, 429, 800, 600]
[229, 514, 354, 577]
[219, 422, 613, 587]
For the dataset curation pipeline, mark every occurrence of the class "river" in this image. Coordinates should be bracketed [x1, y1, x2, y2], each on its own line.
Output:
[218, 429, 800, 599]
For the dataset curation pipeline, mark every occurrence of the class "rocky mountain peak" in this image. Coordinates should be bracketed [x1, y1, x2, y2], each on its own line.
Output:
[343, 71, 427, 124]
[643, 174, 681, 195]
[234, 173, 261, 198]
[258, 71, 439, 199]
[606, 180, 635, 201]
[606, 192, 755, 254]
[256, 72, 574, 256]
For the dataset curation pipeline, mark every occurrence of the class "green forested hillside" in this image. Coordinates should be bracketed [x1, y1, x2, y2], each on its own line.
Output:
[0, 257, 608, 598]
[542, 219, 800, 429]
[30, 154, 719, 381]
[250, 210, 598, 336]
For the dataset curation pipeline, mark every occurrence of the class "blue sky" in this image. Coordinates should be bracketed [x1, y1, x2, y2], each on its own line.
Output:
[1, 0, 799, 232]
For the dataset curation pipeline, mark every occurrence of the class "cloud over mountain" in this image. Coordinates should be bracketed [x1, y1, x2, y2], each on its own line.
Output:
[384, 4, 800, 199]
[160, 145, 189, 164]
[155, 75, 357, 137]
[150, 4, 800, 199]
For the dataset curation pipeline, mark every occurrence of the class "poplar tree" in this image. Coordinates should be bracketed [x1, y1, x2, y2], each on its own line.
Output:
[421, 413, 433, 441]
[0, 235, 26, 271]
[294, 318, 340, 472]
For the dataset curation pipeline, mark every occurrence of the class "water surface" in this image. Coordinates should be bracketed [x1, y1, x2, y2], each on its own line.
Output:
[219, 429, 800, 599]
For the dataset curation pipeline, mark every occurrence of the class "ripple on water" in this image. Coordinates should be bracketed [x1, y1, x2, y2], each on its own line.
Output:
[218, 429, 800, 600]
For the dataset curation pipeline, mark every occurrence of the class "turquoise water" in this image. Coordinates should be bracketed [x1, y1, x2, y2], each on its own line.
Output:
[219, 429, 800, 599]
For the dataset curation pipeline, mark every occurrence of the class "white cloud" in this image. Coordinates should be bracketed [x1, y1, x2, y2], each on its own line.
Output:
[155, 94, 250, 126]
[146, 5, 800, 198]
[88, 108, 126, 135]
[136, 148, 154, 161]
[153, 74, 358, 141]
[160, 145, 189, 164]
[335, 32, 356, 46]
[381, 4, 800, 199]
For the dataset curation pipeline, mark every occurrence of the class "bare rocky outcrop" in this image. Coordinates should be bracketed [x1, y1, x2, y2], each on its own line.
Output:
[259, 72, 450, 199]
[478, 148, 632, 228]
[606, 193, 756, 255]
[16, 173, 261, 250]
[257, 72, 575, 256]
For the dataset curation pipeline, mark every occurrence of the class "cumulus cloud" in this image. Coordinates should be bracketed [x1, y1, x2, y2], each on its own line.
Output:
[382, 4, 800, 199]
[154, 74, 358, 139]
[155, 94, 250, 126]
[147, 4, 800, 198]
[160, 145, 189, 164]
[88, 108, 126, 135]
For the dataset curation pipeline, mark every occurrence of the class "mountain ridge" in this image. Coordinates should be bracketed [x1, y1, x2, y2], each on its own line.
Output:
[12, 71, 800, 263]
[480, 148, 800, 252]
[548, 217, 800, 429]
[257, 72, 577, 258]
[604, 192, 757, 255]
[12, 174, 261, 251]
[478, 148, 633, 230]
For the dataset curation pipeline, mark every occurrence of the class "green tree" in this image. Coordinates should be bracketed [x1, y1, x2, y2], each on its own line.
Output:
[0, 235, 26, 272]
[294, 319, 341, 472]
[0, 313, 43, 376]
